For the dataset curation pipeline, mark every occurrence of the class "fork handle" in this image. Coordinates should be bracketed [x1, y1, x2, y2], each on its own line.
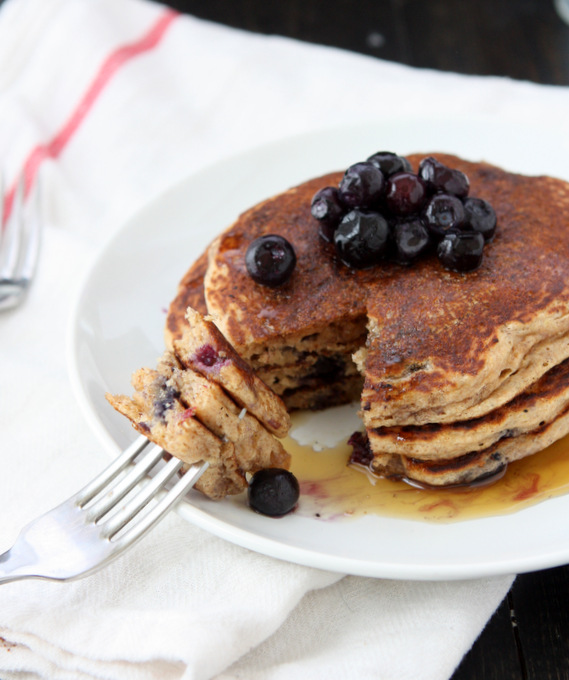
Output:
[0, 544, 36, 584]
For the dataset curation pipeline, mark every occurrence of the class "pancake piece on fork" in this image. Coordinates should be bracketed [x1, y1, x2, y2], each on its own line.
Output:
[107, 308, 290, 499]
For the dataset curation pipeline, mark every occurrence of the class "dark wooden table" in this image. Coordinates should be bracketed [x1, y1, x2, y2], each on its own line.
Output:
[157, 1, 569, 678]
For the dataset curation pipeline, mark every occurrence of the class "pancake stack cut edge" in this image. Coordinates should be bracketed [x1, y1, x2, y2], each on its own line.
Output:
[163, 152, 569, 491]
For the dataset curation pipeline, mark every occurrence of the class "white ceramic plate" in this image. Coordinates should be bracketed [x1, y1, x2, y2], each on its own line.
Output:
[68, 117, 569, 580]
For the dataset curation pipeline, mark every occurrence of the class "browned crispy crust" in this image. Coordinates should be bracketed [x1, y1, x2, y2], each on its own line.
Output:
[372, 399, 569, 488]
[165, 248, 209, 346]
[368, 357, 569, 459]
[170, 158, 569, 379]
[165, 153, 569, 487]
[170, 156, 569, 363]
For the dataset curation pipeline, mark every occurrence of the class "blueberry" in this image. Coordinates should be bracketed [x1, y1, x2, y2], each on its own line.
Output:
[245, 234, 296, 287]
[153, 381, 180, 423]
[385, 172, 427, 216]
[463, 197, 497, 241]
[393, 219, 431, 263]
[348, 431, 373, 467]
[195, 344, 220, 367]
[437, 231, 485, 272]
[418, 157, 469, 198]
[338, 162, 385, 208]
[367, 151, 412, 176]
[310, 355, 345, 383]
[311, 186, 346, 242]
[334, 210, 390, 269]
[422, 193, 465, 238]
[248, 468, 300, 516]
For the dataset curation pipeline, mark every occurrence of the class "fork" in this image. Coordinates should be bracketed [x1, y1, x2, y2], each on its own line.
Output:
[0, 173, 41, 312]
[0, 435, 208, 584]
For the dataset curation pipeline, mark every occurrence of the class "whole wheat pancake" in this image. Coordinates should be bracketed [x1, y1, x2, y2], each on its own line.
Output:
[108, 308, 290, 499]
[165, 153, 569, 487]
[173, 307, 290, 438]
[370, 402, 569, 487]
[106, 365, 245, 500]
[368, 358, 569, 459]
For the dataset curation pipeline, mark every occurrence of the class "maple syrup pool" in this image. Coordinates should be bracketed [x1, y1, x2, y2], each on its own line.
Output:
[285, 409, 569, 523]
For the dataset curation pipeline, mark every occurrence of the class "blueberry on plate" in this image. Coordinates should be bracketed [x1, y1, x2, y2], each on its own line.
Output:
[437, 231, 485, 272]
[245, 234, 296, 287]
[334, 209, 390, 269]
[248, 468, 300, 516]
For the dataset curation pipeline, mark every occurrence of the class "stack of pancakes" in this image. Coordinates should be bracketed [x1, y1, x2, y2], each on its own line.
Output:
[107, 308, 290, 499]
[165, 153, 569, 489]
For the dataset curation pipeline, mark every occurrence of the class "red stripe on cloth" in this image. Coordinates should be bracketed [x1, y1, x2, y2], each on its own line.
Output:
[3, 8, 179, 223]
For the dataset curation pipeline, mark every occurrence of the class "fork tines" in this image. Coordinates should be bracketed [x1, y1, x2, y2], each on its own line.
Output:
[75, 436, 207, 544]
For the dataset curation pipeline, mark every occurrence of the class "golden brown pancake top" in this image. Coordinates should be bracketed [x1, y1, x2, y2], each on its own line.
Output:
[167, 153, 569, 402]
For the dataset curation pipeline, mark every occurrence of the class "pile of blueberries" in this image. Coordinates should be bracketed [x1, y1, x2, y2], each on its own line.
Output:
[244, 152, 497, 286]
[311, 152, 497, 273]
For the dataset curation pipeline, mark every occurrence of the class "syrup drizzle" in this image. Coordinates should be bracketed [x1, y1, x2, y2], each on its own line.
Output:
[285, 415, 569, 522]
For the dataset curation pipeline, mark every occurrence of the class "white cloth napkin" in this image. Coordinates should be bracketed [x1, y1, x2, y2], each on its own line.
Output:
[3, 0, 569, 677]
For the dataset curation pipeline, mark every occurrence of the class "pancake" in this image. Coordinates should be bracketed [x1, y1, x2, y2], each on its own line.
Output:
[107, 308, 290, 499]
[173, 307, 290, 438]
[171, 155, 569, 411]
[368, 358, 569, 459]
[164, 153, 569, 488]
[106, 364, 245, 500]
[160, 351, 289, 473]
[370, 402, 569, 487]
